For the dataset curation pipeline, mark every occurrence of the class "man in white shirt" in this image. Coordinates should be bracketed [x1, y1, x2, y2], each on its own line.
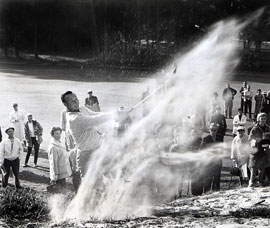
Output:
[61, 91, 114, 177]
[232, 108, 247, 138]
[243, 85, 253, 119]
[0, 127, 22, 188]
[9, 103, 26, 142]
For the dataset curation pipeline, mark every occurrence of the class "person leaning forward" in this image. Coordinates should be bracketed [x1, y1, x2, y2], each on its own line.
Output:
[0, 127, 22, 188]
[61, 91, 114, 178]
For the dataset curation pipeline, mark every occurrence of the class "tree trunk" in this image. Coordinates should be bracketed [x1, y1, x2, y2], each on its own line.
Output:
[14, 26, 20, 58]
[34, 22, 39, 59]
[89, 0, 100, 54]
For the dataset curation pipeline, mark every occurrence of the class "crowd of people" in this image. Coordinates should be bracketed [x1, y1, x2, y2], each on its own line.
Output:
[0, 82, 270, 196]
[170, 81, 270, 195]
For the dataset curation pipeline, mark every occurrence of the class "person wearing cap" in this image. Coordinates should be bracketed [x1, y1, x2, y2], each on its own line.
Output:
[61, 91, 114, 177]
[85, 91, 100, 112]
[9, 103, 26, 142]
[232, 108, 247, 138]
[231, 126, 250, 185]
[222, 84, 237, 119]
[210, 106, 227, 142]
[248, 112, 270, 187]
[24, 113, 43, 167]
[0, 127, 22, 188]
[200, 123, 223, 193]
[254, 89, 263, 119]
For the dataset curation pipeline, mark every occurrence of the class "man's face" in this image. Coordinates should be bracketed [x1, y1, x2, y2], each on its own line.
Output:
[210, 129, 217, 137]
[237, 130, 245, 137]
[258, 116, 267, 126]
[65, 93, 80, 112]
[28, 115, 33, 122]
[88, 93, 92, 98]
[7, 129, 14, 138]
[53, 130, 62, 141]
[13, 105, 18, 111]
[243, 82, 247, 87]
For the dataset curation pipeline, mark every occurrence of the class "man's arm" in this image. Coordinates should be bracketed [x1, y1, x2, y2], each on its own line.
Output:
[232, 88, 237, 96]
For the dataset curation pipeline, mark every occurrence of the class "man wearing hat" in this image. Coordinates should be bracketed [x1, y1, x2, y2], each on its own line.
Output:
[85, 91, 100, 112]
[0, 127, 22, 188]
[24, 113, 43, 167]
[9, 103, 26, 142]
[231, 126, 250, 185]
[200, 123, 223, 193]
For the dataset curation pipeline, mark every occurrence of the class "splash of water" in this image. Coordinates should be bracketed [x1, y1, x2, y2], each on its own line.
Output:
[49, 15, 259, 221]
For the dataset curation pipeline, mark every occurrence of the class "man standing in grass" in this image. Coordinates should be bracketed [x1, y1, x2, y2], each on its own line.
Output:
[222, 84, 237, 119]
[0, 127, 22, 189]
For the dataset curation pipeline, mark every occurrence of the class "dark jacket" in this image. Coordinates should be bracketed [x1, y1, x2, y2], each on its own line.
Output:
[249, 123, 270, 168]
[210, 114, 227, 136]
[25, 120, 43, 147]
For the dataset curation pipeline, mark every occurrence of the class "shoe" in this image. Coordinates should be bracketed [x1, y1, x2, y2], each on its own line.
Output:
[248, 183, 255, 188]
[23, 164, 29, 167]
[34, 164, 38, 167]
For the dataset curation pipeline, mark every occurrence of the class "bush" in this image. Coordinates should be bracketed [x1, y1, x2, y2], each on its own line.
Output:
[0, 187, 49, 221]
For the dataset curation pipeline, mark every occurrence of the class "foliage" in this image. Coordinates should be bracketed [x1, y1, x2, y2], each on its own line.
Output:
[0, 187, 49, 222]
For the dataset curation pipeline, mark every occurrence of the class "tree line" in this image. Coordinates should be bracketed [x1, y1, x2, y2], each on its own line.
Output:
[0, 0, 269, 67]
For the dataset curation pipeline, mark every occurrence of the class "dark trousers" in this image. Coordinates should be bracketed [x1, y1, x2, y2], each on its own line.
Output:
[72, 171, 81, 193]
[204, 159, 222, 192]
[240, 98, 244, 112]
[25, 137, 40, 165]
[244, 100, 252, 118]
[2, 158, 21, 188]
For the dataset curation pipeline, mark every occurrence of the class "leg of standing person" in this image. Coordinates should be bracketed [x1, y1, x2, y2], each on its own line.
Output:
[212, 159, 222, 191]
[248, 100, 252, 119]
[32, 137, 40, 166]
[2, 159, 11, 188]
[241, 98, 244, 112]
[24, 145, 32, 166]
[229, 100, 233, 118]
[249, 167, 257, 187]
[244, 101, 248, 116]
[224, 101, 228, 118]
[11, 158, 21, 188]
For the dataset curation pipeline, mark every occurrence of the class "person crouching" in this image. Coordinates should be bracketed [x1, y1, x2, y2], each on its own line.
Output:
[47, 127, 71, 193]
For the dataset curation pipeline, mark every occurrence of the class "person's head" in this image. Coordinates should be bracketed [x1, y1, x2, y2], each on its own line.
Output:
[209, 123, 218, 137]
[26, 113, 33, 122]
[257, 89, 262, 95]
[12, 103, 18, 111]
[216, 106, 222, 114]
[237, 126, 245, 137]
[50, 127, 62, 141]
[5, 127, 15, 138]
[257, 113, 267, 126]
[243, 81, 247, 87]
[61, 91, 79, 112]
[237, 108, 242, 115]
[88, 91, 93, 97]
[247, 84, 251, 90]
[191, 129, 202, 139]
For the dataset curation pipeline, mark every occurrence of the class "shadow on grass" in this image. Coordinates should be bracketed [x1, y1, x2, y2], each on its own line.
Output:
[19, 170, 50, 184]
